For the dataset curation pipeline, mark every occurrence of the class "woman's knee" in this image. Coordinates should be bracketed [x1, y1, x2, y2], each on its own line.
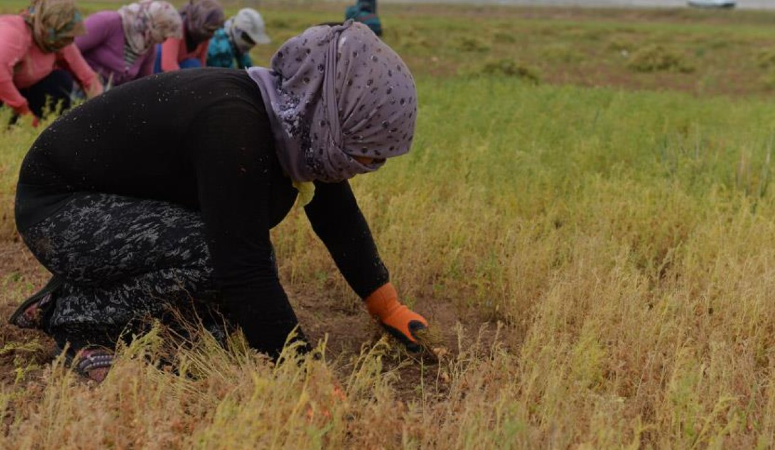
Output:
[22, 70, 75, 117]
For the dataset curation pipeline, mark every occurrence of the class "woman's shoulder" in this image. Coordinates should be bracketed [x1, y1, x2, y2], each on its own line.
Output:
[121, 68, 263, 106]
[200, 69, 266, 111]
[0, 15, 31, 48]
[0, 14, 27, 32]
[180, 67, 259, 91]
[177, 69, 270, 125]
[85, 10, 121, 25]
[82, 11, 122, 41]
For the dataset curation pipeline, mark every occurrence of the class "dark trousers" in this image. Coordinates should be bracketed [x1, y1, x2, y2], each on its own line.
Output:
[20, 192, 296, 355]
[19, 70, 76, 117]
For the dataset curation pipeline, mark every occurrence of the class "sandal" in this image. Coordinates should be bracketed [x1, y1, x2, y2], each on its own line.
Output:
[9, 276, 64, 329]
[57, 344, 114, 383]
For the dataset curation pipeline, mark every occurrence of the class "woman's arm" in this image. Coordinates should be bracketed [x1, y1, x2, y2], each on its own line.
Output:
[197, 39, 210, 66]
[190, 97, 301, 357]
[0, 24, 32, 114]
[159, 37, 182, 72]
[56, 44, 103, 97]
[303, 180, 389, 298]
[304, 180, 429, 350]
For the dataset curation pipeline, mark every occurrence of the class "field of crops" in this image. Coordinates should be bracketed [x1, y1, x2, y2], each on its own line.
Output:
[3, 1, 775, 448]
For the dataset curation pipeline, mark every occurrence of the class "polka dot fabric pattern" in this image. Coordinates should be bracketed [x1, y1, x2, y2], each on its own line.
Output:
[248, 21, 417, 182]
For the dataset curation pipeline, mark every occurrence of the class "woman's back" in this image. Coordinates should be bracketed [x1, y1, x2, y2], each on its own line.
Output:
[76, 11, 155, 86]
[17, 68, 288, 230]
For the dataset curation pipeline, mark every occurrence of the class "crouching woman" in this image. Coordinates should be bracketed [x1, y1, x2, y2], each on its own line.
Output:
[11, 22, 428, 381]
[0, 0, 103, 123]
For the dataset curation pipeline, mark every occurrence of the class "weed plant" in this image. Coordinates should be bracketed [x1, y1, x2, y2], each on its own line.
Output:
[478, 59, 541, 83]
[627, 44, 695, 73]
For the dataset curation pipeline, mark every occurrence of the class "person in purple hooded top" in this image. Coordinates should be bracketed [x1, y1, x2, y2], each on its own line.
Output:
[75, 0, 182, 87]
[11, 22, 429, 382]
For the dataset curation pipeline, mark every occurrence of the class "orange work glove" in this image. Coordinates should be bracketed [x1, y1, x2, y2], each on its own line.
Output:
[365, 282, 429, 352]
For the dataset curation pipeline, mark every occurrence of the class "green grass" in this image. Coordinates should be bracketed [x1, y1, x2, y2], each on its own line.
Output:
[5, 1, 775, 448]
[7, 1, 775, 96]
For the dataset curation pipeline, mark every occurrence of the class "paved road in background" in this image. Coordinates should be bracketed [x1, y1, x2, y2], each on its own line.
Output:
[383, 0, 775, 10]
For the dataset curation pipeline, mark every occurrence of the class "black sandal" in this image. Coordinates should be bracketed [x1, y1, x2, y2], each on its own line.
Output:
[9, 276, 64, 329]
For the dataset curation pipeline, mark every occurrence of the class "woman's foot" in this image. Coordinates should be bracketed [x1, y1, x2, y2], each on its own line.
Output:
[73, 347, 114, 382]
[56, 345, 114, 383]
[9, 276, 64, 329]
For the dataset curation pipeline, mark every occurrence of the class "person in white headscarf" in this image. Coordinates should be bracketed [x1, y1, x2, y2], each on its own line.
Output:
[206, 8, 270, 69]
[76, 1, 182, 86]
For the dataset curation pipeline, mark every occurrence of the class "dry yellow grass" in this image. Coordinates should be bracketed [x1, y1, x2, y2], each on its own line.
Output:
[4, 2, 775, 449]
[5, 77, 775, 448]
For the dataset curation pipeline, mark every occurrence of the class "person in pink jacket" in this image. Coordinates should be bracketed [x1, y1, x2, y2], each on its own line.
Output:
[76, 1, 182, 88]
[154, 0, 224, 73]
[0, 0, 103, 124]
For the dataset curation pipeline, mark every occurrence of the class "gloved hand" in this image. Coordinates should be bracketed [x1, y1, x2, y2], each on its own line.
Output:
[365, 282, 429, 352]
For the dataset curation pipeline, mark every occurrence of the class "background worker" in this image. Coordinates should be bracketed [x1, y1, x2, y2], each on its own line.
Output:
[207, 8, 270, 69]
[0, 0, 103, 123]
[12, 22, 428, 382]
[345, 0, 382, 37]
[154, 0, 224, 72]
[76, 0, 182, 88]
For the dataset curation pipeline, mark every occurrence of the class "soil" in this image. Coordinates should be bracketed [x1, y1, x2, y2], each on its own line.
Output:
[0, 240, 511, 402]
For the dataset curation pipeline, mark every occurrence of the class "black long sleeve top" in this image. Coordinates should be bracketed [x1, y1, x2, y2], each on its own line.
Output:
[15, 68, 389, 318]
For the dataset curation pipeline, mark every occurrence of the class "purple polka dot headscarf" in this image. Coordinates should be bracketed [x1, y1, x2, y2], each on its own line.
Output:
[247, 21, 417, 182]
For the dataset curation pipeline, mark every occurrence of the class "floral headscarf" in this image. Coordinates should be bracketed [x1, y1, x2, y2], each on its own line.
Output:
[179, 0, 224, 44]
[247, 21, 417, 183]
[23, 0, 86, 53]
[118, 0, 183, 55]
